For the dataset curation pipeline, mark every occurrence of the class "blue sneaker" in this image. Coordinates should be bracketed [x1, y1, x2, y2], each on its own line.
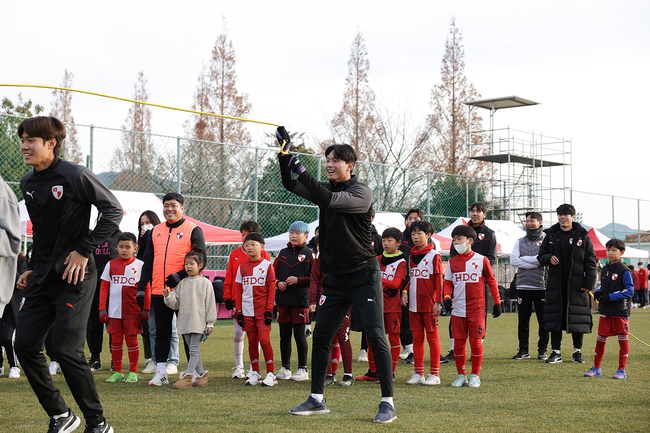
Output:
[612, 369, 627, 379]
[373, 402, 397, 424]
[290, 396, 330, 415]
[584, 367, 602, 377]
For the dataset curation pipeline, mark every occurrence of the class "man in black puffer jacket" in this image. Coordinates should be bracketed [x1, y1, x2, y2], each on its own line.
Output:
[538, 203, 597, 364]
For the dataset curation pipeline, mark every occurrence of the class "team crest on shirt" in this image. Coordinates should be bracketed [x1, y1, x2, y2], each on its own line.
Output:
[537, 240, 543, 246]
[472, 262, 478, 269]
[258, 267, 266, 277]
[569, 238, 573, 245]
[176, 232, 185, 240]
[390, 265, 396, 272]
[19, 297, 25, 311]
[478, 233, 484, 240]
[132, 268, 137, 275]
[577, 239, 583, 246]
[52, 185, 63, 199]
[298, 254, 306, 262]
[612, 273, 618, 281]
[319, 294, 326, 306]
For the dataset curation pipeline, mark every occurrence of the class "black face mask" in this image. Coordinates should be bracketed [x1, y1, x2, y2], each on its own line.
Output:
[526, 226, 543, 241]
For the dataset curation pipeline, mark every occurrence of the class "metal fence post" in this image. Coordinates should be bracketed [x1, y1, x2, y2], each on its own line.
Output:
[89, 125, 94, 171]
[254, 148, 259, 221]
[176, 137, 181, 193]
[638, 199, 641, 250]
[426, 171, 430, 220]
[316, 155, 322, 219]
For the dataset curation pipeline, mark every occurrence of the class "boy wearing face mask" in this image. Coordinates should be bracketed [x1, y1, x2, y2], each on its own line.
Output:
[443, 225, 501, 388]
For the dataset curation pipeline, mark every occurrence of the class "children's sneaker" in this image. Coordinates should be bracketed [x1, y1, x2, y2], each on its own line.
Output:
[356, 369, 378, 381]
[537, 350, 548, 360]
[245, 371, 262, 385]
[231, 366, 245, 379]
[47, 409, 81, 433]
[468, 374, 481, 388]
[324, 374, 336, 386]
[512, 350, 530, 360]
[305, 329, 312, 338]
[105, 372, 125, 383]
[451, 374, 467, 387]
[291, 368, 309, 381]
[399, 348, 410, 360]
[373, 401, 397, 424]
[612, 369, 627, 379]
[404, 352, 414, 364]
[89, 358, 102, 371]
[423, 374, 441, 385]
[166, 363, 178, 375]
[49, 360, 61, 376]
[572, 351, 585, 364]
[261, 372, 277, 387]
[440, 350, 454, 364]
[584, 366, 602, 377]
[125, 372, 139, 383]
[142, 360, 157, 374]
[338, 375, 354, 386]
[276, 367, 292, 380]
[8, 367, 21, 379]
[357, 349, 368, 362]
[290, 396, 330, 415]
[406, 373, 425, 385]
[545, 351, 562, 364]
[84, 417, 114, 433]
[148, 372, 169, 386]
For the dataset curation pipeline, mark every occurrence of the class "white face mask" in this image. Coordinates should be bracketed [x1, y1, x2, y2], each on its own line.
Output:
[455, 242, 468, 255]
[142, 224, 154, 232]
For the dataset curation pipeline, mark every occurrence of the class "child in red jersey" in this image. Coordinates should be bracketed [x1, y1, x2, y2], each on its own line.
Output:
[99, 232, 151, 383]
[400, 221, 443, 386]
[443, 225, 501, 388]
[234, 232, 277, 386]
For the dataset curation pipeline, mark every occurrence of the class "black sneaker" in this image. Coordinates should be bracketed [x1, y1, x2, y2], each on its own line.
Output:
[290, 396, 330, 415]
[338, 375, 354, 386]
[373, 402, 397, 424]
[440, 350, 454, 364]
[47, 409, 81, 433]
[324, 374, 336, 386]
[404, 352, 414, 364]
[88, 359, 102, 372]
[545, 351, 562, 364]
[84, 418, 114, 433]
[356, 369, 379, 381]
[537, 350, 548, 360]
[110, 361, 114, 372]
[572, 351, 585, 364]
[305, 329, 312, 338]
[512, 350, 530, 360]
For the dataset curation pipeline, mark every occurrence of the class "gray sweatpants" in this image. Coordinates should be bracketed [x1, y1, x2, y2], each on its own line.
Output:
[183, 333, 204, 376]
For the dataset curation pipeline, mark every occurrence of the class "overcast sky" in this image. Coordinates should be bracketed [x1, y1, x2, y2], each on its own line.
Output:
[2, 0, 649, 228]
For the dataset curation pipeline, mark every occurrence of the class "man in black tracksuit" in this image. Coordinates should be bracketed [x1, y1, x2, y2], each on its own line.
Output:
[277, 128, 395, 424]
[15, 116, 122, 433]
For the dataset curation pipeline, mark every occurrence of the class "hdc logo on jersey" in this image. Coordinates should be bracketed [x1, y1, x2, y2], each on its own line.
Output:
[612, 273, 618, 281]
[176, 232, 185, 240]
[112, 276, 137, 286]
[298, 254, 306, 262]
[478, 233, 484, 240]
[243, 276, 266, 286]
[381, 271, 394, 281]
[52, 185, 63, 200]
[411, 268, 429, 278]
[453, 272, 480, 283]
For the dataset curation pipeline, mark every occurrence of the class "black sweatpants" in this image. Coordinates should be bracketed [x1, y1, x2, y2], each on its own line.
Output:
[15, 276, 104, 426]
[516, 289, 549, 352]
[151, 295, 176, 364]
[1, 303, 18, 368]
[86, 279, 104, 359]
[311, 261, 393, 397]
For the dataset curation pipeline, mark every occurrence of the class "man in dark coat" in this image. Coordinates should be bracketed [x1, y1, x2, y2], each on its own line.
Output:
[537, 203, 597, 364]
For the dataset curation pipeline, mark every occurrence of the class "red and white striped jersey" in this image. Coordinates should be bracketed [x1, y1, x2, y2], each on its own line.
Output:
[234, 257, 276, 318]
[405, 246, 443, 313]
[100, 256, 149, 319]
[443, 251, 500, 318]
[378, 255, 407, 313]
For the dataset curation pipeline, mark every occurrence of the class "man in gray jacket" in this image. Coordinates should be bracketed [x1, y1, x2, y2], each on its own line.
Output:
[510, 211, 549, 360]
[0, 175, 21, 319]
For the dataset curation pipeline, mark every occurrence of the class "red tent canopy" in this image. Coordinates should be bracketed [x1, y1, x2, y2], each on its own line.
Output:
[182, 215, 242, 246]
[587, 228, 649, 259]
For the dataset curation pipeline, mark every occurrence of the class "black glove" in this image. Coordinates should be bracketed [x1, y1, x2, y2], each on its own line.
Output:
[288, 155, 306, 175]
[492, 304, 502, 318]
[276, 126, 291, 153]
[444, 297, 453, 312]
[594, 291, 602, 302]
[264, 311, 273, 326]
[237, 313, 245, 328]
[136, 291, 145, 309]
[165, 272, 182, 288]
[386, 288, 398, 297]
[224, 299, 233, 311]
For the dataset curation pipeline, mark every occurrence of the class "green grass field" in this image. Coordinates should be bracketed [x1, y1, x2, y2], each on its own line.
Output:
[2, 310, 649, 432]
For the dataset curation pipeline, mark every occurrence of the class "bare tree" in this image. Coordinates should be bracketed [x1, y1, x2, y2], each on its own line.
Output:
[50, 69, 83, 164]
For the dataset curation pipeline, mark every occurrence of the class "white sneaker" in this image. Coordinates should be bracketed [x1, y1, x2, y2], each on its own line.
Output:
[8, 367, 20, 379]
[245, 365, 255, 380]
[245, 371, 262, 385]
[358, 349, 368, 362]
[142, 360, 157, 374]
[261, 372, 277, 387]
[406, 373, 425, 385]
[166, 363, 178, 375]
[149, 372, 169, 386]
[49, 361, 61, 376]
[232, 366, 245, 379]
[399, 349, 410, 360]
[276, 367, 292, 380]
[291, 368, 309, 381]
[0, 366, 4, 376]
[423, 374, 441, 386]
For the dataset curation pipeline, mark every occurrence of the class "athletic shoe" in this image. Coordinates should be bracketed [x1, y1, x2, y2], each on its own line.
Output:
[8, 367, 21, 379]
[572, 351, 585, 364]
[290, 396, 330, 415]
[141, 360, 157, 374]
[166, 363, 178, 375]
[612, 369, 627, 379]
[537, 350, 548, 360]
[305, 329, 312, 338]
[324, 374, 336, 386]
[0, 366, 3, 376]
[451, 374, 467, 387]
[148, 372, 169, 386]
[276, 367, 292, 380]
[105, 372, 125, 383]
[47, 409, 80, 433]
[109, 361, 114, 372]
[125, 372, 139, 383]
[357, 349, 368, 362]
[231, 366, 245, 379]
[406, 373, 425, 385]
[404, 352, 414, 364]
[89, 359, 102, 371]
[373, 402, 397, 424]
[356, 369, 378, 381]
[245, 366, 255, 380]
[291, 368, 309, 381]
[83, 417, 113, 433]
[49, 361, 61, 376]
[338, 375, 354, 386]
[440, 350, 454, 364]
[545, 352, 562, 364]
[245, 371, 262, 385]
[512, 350, 530, 360]
[261, 372, 277, 387]
[468, 374, 481, 388]
[399, 348, 410, 360]
[423, 374, 441, 385]
[584, 367, 602, 377]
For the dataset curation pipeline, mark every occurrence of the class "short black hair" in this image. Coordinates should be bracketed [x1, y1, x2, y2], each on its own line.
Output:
[370, 207, 376, 219]
[452, 224, 477, 241]
[118, 232, 137, 245]
[410, 220, 434, 235]
[382, 227, 403, 242]
[606, 238, 626, 252]
[162, 192, 184, 206]
[556, 203, 576, 216]
[240, 221, 261, 233]
[185, 246, 205, 271]
[469, 202, 487, 214]
[325, 144, 357, 165]
[244, 232, 265, 245]
[628, 264, 635, 270]
[525, 211, 543, 222]
[17, 116, 66, 158]
[405, 208, 424, 221]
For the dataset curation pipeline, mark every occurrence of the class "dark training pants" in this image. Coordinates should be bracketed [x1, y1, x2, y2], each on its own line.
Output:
[312, 261, 393, 397]
[86, 279, 104, 359]
[151, 295, 179, 364]
[516, 290, 549, 352]
[15, 277, 104, 426]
